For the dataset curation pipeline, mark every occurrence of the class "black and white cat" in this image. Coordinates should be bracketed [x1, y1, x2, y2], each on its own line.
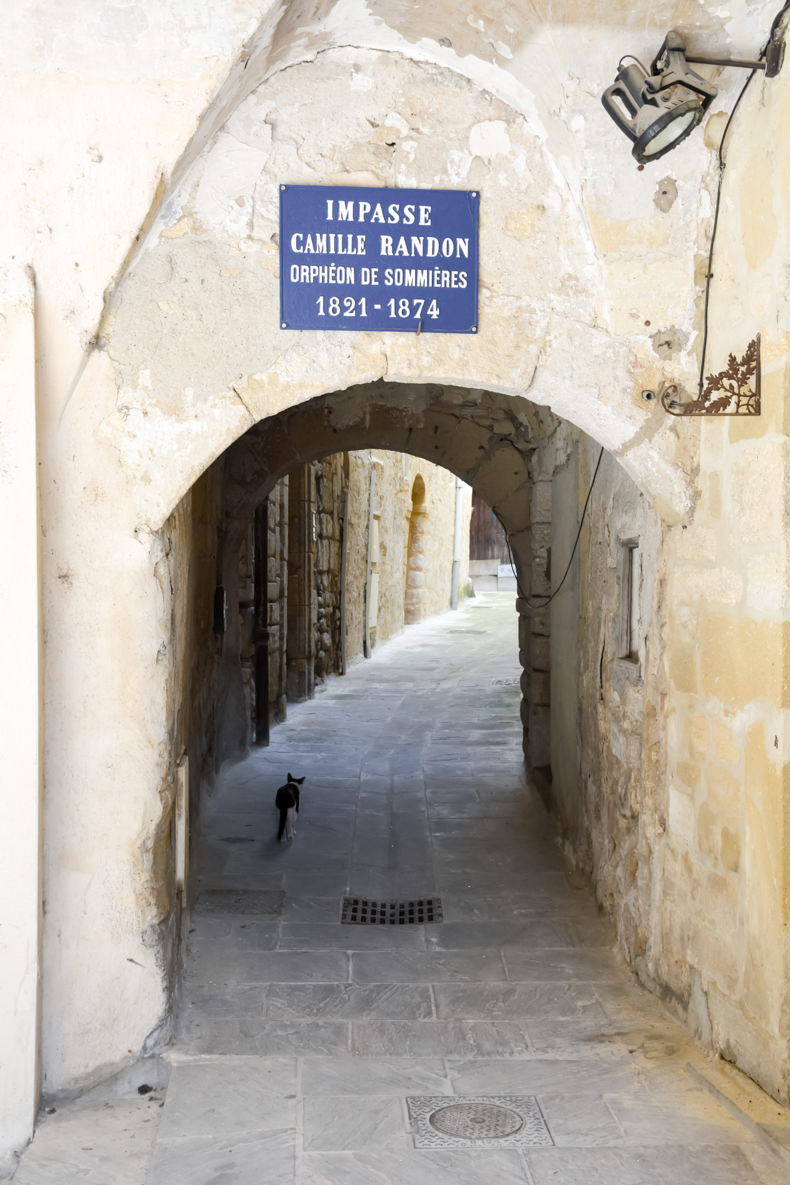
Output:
[275, 773, 304, 842]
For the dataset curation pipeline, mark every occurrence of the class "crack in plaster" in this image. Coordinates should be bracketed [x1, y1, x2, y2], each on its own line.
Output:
[231, 383, 255, 422]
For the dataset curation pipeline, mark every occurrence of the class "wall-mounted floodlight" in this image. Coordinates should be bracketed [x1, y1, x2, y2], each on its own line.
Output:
[602, 30, 784, 164]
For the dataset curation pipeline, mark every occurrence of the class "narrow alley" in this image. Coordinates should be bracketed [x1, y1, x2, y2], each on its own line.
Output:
[9, 595, 790, 1184]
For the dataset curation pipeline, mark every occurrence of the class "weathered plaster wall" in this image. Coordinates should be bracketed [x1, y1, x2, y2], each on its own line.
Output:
[541, 423, 665, 970]
[104, 44, 694, 524]
[575, 437, 664, 954]
[652, 61, 790, 1102]
[0, 269, 42, 1154]
[4, 0, 790, 1155]
[542, 47, 790, 1104]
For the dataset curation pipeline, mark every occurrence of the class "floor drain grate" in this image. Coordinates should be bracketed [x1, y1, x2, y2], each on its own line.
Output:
[341, 897, 443, 925]
[407, 1096, 553, 1148]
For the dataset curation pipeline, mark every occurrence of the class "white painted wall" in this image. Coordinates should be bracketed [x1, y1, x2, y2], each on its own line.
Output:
[0, 269, 42, 1157]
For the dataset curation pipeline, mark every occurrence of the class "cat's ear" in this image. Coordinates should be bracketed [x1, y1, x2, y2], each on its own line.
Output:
[287, 772, 293, 781]
[296, 776, 305, 784]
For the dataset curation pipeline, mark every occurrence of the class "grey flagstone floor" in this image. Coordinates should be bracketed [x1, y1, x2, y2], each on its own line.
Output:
[7, 593, 790, 1184]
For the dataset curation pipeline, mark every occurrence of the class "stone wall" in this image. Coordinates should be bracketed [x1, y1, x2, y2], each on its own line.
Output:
[5, 1, 790, 1156]
[314, 456, 346, 681]
[266, 480, 289, 727]
[343, 450, 468, 662]
[544, 402, 790, 1104]
[221, 450, 470, 749]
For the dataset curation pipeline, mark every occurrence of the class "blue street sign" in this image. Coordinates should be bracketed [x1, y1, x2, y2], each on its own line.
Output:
[280, 185, 479, 334]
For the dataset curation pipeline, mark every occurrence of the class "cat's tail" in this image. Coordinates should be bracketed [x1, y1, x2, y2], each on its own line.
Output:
[277, 806, 289, 841]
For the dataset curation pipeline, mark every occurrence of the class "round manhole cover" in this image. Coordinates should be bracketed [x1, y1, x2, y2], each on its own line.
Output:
[428, 1102, 524, 1140]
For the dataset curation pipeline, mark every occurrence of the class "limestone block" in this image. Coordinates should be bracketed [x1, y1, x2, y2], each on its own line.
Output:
[745, 552, 786, 613]
[531, 480, 552, 523]
[667, 643, 699, 695]
[696, 800, 721, 863]
[690, 716, 711, 755]
[530, 635, 550, 672]
[688, 920, 741, 997]
[730, 440, 787, 543]
[529, 609, 550, 637]
[675, 761, 701, 791]
[672, 566, 743, 607]
[711, 720, 740, 765]
[720, 827, 740, 873]
[531, 523, 552, 555]
[701, 617, 785, 708]
[316, 540, 331, 572]
[527, 706, 550, 767]
[529, 670, 550, 707]
[668, 783, 695, 847]
[530, 564, 550, 598]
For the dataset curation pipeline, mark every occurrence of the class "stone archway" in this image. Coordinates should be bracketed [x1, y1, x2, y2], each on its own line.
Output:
[26, 0, 790, 1125]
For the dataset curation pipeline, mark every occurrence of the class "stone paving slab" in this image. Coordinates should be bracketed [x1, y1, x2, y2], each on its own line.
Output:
[177, 1018, 351, 1056]
[299, 1149, 530, 1185]
[11, 1100, 161, 1185]
[278, 923, 428, 951]
[10, 595, 790, 1184]
[158, 1058, 293, 1135]
[525, 1144, 765, 1185]
[147, 1130, 294, 1185]
[272, 983, 433, 1020]
[184, 949, 350, 984]
[423, 920, 577, 949]
[300, 1057, 453, 1097]
[302, 1095, 409, 1150]
[350, 950, 508, 983]
[502, 947, 632, 981]
[349, 1018, 535, 1056]
[432, 982, 608, 1020]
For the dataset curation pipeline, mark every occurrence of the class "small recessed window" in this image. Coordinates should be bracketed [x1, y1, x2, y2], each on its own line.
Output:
[621, 540, 640, 662]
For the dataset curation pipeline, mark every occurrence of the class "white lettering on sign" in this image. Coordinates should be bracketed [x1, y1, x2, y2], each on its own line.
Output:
[379, 235, 469, 259]
[382, 267, 468, 289]
[290, 264, 357, 284]
[280, 186, 478, 332]
[290, 232, 367, 255]
[325, 199, 432, 226]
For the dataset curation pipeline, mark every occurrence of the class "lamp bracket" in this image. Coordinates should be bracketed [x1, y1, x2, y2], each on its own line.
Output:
[661, 336, 761, 416]
[649, 32, 718, 101]
[653, 29, 784, 78]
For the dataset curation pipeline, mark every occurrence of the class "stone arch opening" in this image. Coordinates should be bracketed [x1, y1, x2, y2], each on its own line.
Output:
[169, 378, 665, 899]
[153, 374, 674, 1127]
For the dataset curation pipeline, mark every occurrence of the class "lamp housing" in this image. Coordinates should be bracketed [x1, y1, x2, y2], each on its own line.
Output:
[602, 32, 718, 164]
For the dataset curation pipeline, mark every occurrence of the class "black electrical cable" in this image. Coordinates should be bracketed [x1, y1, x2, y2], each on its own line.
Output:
[501, 445, 605, 608]
[697, 67, 756, 396]
[698, 0, 789, 395]
[765, 1, 790, 49]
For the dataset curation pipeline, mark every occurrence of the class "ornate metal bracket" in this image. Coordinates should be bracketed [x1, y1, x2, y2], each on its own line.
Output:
[661, 335, 761, 416]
